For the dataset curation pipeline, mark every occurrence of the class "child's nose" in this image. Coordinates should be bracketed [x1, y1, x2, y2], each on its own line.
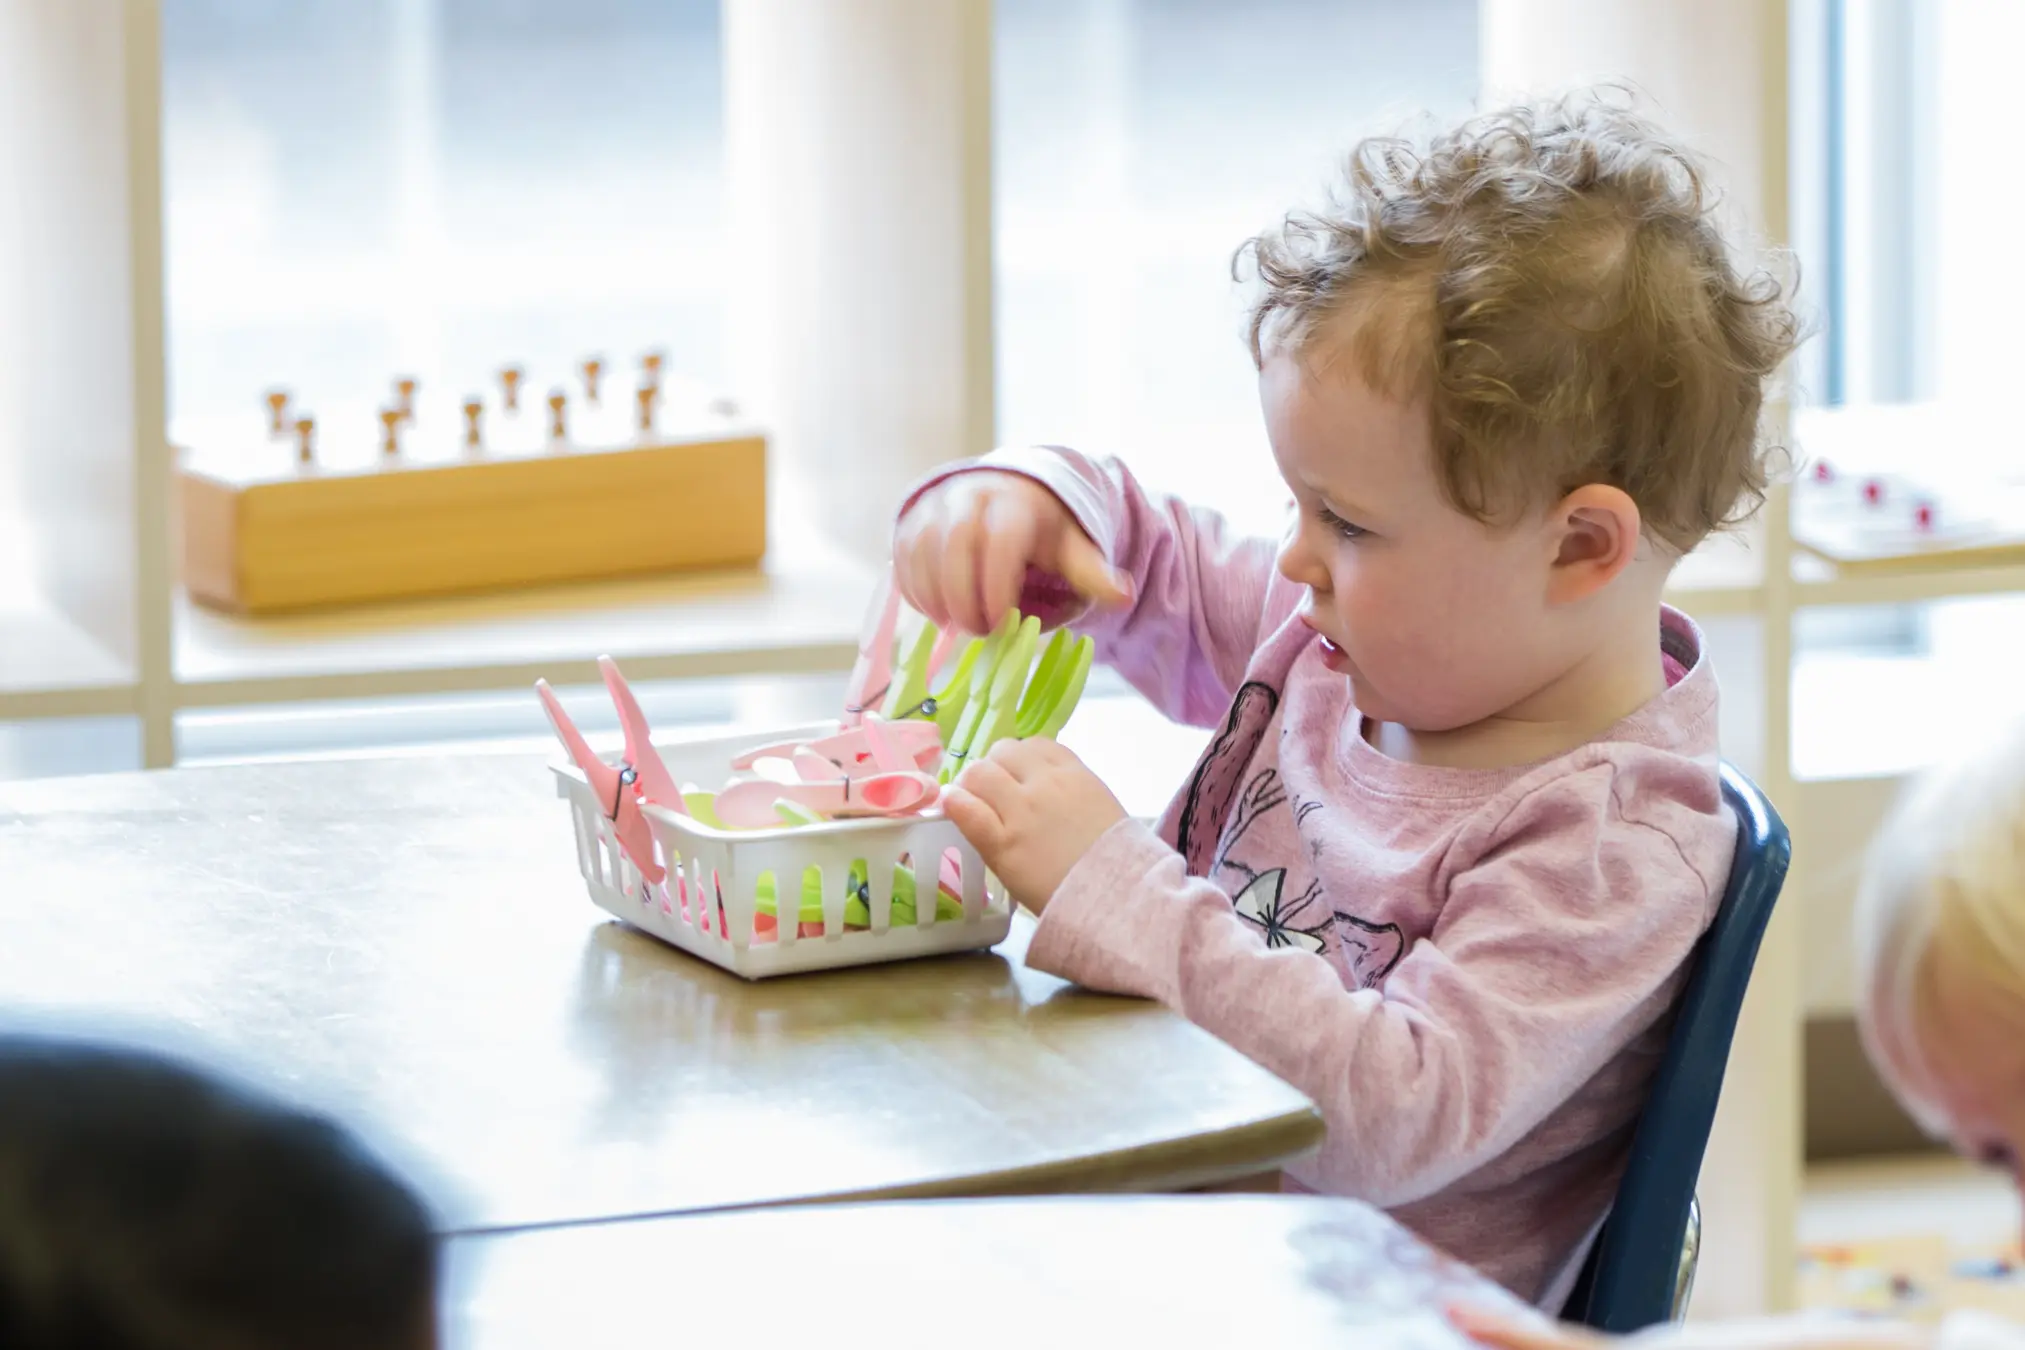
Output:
[1275, 526, 1325, 591]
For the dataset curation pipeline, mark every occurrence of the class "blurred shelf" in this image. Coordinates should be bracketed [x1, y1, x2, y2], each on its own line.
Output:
[1667, 531, 2025, 613]
[171, 545, 878, 710]
[1793, 556, 2025, 609]
[0, 605, 138, 718]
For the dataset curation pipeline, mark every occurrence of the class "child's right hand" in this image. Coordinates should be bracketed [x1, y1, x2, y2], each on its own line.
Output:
[893, 470, 1132, 636]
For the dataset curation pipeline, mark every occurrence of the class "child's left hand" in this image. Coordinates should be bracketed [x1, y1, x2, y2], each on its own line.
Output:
[942, 739, 1128, 913]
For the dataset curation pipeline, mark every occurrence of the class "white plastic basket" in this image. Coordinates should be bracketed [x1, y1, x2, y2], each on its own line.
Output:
[552, 721, 1013, 979]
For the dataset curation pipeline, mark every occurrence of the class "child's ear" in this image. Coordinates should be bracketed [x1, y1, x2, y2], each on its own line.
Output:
[1545, 484, 1642, 604]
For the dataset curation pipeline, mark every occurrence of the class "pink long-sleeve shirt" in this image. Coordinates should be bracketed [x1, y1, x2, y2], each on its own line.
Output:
[905, 448, 1736, 1306]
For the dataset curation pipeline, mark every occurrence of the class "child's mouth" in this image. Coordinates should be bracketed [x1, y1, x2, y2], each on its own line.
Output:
[1299, 615, 1352, 672]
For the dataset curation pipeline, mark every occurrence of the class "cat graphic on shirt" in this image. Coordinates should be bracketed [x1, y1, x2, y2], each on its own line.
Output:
[1177, 682, 1406, 990]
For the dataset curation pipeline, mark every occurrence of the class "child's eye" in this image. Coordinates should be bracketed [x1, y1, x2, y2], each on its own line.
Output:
[1316, 505, 1366, 540]
[1978, 1142, 2017, 1174]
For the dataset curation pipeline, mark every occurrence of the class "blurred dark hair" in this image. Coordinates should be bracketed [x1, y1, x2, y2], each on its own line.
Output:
[0, 1033, 438, 1350]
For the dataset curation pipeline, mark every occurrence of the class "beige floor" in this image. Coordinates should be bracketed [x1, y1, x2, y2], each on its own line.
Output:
[1795, 1154, 2024, 1322]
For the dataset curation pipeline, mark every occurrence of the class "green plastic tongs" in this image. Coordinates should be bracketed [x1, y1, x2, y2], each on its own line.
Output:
[869, 590, 1095, 783]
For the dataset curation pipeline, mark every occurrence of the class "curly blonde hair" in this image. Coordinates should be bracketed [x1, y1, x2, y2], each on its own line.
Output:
[1237, 89, 1801, 554]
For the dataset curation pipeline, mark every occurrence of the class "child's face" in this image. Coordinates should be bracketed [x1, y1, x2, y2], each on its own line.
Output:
[1260, 351, 1569, 734]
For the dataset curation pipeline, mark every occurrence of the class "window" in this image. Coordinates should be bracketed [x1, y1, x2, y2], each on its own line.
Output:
[1786, 0, 2025, 775]
[993, 0, 1480, 539]
[1788, 0, 1933, 412]
[1792, 0, 2025, 430]
[161, 0, 724, 438]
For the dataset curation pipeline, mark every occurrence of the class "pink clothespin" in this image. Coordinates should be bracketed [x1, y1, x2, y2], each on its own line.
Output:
[711, 771, 940, 828]
[536, 678, 666, 885]
[599, 655, 684, 811]
[926, 625, 963, 688]
[841, 575, 902, 728]
[858, 714, 911, 774]
[729, 720, 942, 775]
[792, 746, 845, 782]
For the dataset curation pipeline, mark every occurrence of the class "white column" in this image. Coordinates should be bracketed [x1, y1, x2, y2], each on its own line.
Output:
[721, 0, 995, 567]
[1482, 0, 1800, 1318]
[1932, 2, 2025, 415]
[126, 0, 173, 768]
[0, 0, 171, 761]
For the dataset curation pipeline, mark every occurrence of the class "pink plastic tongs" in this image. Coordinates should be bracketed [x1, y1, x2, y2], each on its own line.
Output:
[715, 709, 939, 826]
[534, 655, 686, 882]
[840, 573, 902, 728]
[726, 572, 941, 777]
[728, 719, 942, 776]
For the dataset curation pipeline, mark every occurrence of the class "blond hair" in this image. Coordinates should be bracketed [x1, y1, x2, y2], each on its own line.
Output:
[1236, 89, 1802, 555]
[1855, 718, 2025, 1139]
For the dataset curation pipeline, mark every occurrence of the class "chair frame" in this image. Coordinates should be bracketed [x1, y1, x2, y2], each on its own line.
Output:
[1562, 763, 1791, 1331]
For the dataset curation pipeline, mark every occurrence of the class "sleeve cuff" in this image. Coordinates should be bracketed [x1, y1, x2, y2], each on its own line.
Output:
[895, 446, 1118, 572]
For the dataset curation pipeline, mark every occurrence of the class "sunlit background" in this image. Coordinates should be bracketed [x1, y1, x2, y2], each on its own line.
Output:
[0, 0, 2019, 790]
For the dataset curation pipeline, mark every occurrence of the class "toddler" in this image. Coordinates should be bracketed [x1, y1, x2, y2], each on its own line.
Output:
[0, 1030, 439, 1349]
[1454, 714, 2025, 1345]
[893, 90, 1799, 1306]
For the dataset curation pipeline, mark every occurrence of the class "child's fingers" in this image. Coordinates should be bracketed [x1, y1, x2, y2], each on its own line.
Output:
[1051, 528, 1132, 610]
[1444, 1306, 1597, 1350]
[893, 532, 947, 628]
[979, 738, 1032, 782]
[894, 494, 959, 628]
[954, 757, 1020, 807]
[939, 785, 1006, 855]
[938, 511, 987, 637]
[981, 736, 1052, 782]
[978, 496, 1040, 633]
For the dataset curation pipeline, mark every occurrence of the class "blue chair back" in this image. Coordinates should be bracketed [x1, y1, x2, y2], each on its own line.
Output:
[1562, 761, 1792, 1331]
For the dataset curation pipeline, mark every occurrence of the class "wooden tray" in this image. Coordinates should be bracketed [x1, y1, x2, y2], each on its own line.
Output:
[176, 361, 766, 615]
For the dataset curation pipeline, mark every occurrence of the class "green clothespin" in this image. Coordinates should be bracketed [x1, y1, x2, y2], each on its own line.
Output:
[964, 614, 1042, 767]
[882, 861, 964, 925]
[881, 616, 985, 743]
[682, 790, 729, 829]
[880, 618, 940, 722]
[754, 867, 829, 925]
[936, 611, 1015, 777]
[969, 621, 1088, 763]
[1014, 628, 1072, 737]
[929, 636, 983, 741]
[942, 614, 1040, 782]
[1037, 636, 1095, 739]
[751, 860, 961, 930]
